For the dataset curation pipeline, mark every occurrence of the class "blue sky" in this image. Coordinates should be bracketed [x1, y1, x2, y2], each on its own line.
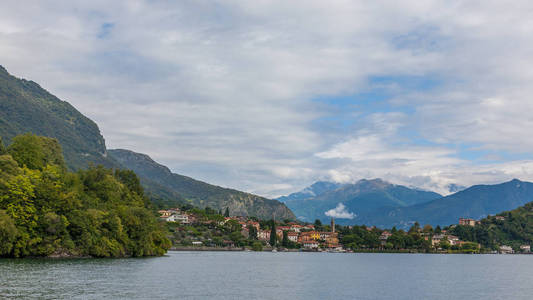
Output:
[2, 1, 533, 197]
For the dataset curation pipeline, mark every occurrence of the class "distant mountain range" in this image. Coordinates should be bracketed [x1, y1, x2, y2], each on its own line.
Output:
[279, 178, 533, 229]
[278, 179, 442, 224]
[359, 179, 533, 228]
[0, 65, 294, 220]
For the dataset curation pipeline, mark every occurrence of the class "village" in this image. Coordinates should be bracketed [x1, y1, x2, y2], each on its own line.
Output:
[158, 207, 341, 251]
[158, 208, 531, 254]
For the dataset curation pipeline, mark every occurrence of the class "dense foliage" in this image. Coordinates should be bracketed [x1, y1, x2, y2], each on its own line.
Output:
[450, 202, 533, 251]
[0, 134, 170, 257]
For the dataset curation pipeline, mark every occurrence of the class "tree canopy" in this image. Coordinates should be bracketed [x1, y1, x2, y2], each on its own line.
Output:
[0, 134, 170, 257]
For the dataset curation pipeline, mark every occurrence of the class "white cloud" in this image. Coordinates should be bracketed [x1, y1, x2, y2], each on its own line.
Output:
[325, 203, 355, 219]
[1, 1, 533, 197]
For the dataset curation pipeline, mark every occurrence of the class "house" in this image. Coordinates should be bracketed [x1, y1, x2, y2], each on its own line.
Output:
[158, 210, 172, 217]
[247, 221, 260, 231]
[257, 230, 271, 241]
[302, 241, 319, 249]
[431, 234, 445, 246]
[520, 245, 531, 253]
[494, 216, 505, 221]
[379, 231, 392, 246]
[174, 214, 190, 224]
[447, 235, 460, 246]
[192, 241, 202, 246]
[299, 231, 320, 243]
[325, 235, 340, 248]
[290, 224, 303, 232]
[303, 224, 315, 230]
[320, 232, 335, 240]
[287, 232, 299, 243]
[499, 245, 514, 254]
[459, 218, 476, 226]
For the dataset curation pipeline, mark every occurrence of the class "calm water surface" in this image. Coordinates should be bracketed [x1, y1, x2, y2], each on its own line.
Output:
[1, 251, 532, 299]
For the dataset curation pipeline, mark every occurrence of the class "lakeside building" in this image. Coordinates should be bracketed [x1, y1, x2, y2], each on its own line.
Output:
[158, 208, 195, 224]
[499, 245, 514, 254]
[520, 245, 531, 253]
[287, 232, 299, 243]
[379, 231, 392, 246]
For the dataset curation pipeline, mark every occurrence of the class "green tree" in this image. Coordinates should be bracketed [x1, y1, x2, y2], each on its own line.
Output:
[224, 207, 230, 217]
[8, 134, 65, 171]
[251, 241, 263, 251]
[248, 226, 258, 240]
[0, 134, 170, 258]
[0, 137, 6, 155]
[270, 220, 277, 247]
[0, 210, 18, 255]
[282, 230, 289, 247]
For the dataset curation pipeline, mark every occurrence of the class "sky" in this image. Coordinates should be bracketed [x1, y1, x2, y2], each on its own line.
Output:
[2, 1, 533, 198]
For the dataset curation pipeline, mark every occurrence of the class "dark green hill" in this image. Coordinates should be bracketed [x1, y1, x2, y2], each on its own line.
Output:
[279, 179, 441, 223]
[0, 65, 118, 170]
[361, 179, 533, 229]
[450, 201, 533, 251]
[108, 149, 295, 220]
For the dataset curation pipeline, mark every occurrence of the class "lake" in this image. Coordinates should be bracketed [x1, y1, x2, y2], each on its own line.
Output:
[1, 251, 532, 299]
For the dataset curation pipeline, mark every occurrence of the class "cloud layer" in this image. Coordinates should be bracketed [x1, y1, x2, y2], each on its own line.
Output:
[325, 203, 355, 219]
[2, 1, 533, 197]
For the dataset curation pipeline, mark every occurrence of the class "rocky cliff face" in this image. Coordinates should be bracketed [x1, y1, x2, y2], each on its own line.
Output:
[108, 149, 296, 220]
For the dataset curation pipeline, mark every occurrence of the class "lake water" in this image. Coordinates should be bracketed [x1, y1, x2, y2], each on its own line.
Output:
[1, 251, 532, 299]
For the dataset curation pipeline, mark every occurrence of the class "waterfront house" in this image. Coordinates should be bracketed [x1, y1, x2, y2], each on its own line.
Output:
[499, 245, 514, 254]
[303, 241, 319, 249]
[379, 231, 392, 246]
[288, 232, 299, 243]
[520, 245, 531, 253]
[431, 234, 445, 246]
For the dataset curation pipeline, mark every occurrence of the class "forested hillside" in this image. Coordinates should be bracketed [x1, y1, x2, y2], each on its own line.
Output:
[108, 149, 295, 220]
[451, 201, 533, 251]
[0, 65, 118, 170]
[0, 134, 170, 257]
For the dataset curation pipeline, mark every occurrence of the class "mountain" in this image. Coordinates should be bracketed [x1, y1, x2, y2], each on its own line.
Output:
[0, 65, 119, 170]
[0, 65, 294, 220]
[277, 181, 343, 203]
[108, 149, 295, 220]
[360, 179, 533, 229]
[278, 179, 442, 224]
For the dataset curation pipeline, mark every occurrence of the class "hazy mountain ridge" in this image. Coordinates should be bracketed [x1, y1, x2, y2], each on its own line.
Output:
[359, 179, 533, 228]
[108, 149, 295, 220]
[279, 179, 442, 223]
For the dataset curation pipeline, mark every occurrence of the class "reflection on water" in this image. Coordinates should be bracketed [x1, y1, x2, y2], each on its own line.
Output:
[0, 252, 532, 299]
